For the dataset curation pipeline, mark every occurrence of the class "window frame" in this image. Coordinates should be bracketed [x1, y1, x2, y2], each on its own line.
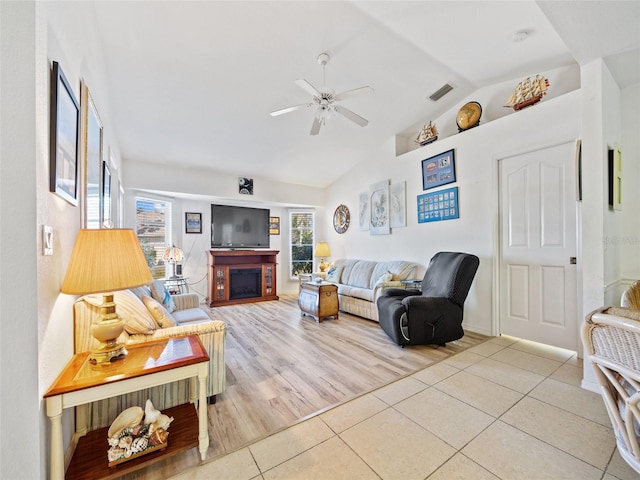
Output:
[135, 196, 173, 279]
[288, 210, 315, 280]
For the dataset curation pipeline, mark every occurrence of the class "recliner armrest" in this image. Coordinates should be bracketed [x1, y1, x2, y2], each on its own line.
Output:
[402, 296, 455, 313]
[383, 288, 421, 298]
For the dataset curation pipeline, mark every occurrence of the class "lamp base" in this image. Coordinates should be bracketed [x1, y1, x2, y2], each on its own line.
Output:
[89, 343, 127, 365]
[88, 293, 128, 365]
[319, 259, 328, 272]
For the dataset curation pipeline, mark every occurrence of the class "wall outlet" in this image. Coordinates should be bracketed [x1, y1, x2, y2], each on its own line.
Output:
[43, 225, 53, 255]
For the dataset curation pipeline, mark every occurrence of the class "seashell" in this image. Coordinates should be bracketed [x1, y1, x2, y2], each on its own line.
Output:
[130, 436, 149, 453]
[143, 399, 161, 425]
[118, 436, 133, 449]
[107, 447, 125, 462]
[108, 406, 144, 439]
[150, 414, 174, 433]
[148, 428, 169, 446]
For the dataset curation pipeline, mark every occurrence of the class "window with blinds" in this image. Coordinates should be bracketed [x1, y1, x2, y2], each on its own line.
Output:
[135, 197, 172, 279]
[289, 211, 314, 278]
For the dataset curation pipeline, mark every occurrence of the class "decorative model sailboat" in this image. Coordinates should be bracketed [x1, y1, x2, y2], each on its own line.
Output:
[415, 121, 438, 146]
[504, 75, 550, 111]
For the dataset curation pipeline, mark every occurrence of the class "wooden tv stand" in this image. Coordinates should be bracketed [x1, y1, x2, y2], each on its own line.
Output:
[207, 250, 279, 307]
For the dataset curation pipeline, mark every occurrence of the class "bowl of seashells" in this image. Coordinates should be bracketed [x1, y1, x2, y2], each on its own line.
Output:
[107, 399, 174, 466]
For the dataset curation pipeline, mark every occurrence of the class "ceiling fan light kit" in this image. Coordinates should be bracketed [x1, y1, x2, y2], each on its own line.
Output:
[271, 52, 374, 135]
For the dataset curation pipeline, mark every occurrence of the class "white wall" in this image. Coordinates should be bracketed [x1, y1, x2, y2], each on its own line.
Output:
[324, 90, 582, 337]
[1, 2, 41, 478]
[618, 82, 640, 286]
[0, 2, 127, 476]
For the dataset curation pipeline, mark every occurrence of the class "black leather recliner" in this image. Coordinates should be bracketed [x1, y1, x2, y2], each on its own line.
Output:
[377, 252, 479, 346]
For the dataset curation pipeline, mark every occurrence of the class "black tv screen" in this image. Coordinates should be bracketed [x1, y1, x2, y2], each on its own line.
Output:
[211, 204, 270, 248]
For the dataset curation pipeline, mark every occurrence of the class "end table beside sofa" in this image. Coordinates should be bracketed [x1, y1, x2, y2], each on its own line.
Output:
[73, 280, 226, 431]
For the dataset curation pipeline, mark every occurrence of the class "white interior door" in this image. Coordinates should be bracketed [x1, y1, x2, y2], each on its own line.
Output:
[499, 142, 578, 351]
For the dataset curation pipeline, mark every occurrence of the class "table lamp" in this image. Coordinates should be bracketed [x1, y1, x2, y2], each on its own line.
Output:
[314, 242, 331, 272]
[162, 245, 184, 278]
[61, 229, 153, 364]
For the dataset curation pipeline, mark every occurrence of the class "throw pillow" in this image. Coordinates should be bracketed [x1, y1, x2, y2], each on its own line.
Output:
[142, 295, 177, 328]
[375, 272, 393, 286]
[130, 285, 152, 300]
[149, 279, 177, 313]
[111, 290, 156, 335]
[326, 265, 343, 284]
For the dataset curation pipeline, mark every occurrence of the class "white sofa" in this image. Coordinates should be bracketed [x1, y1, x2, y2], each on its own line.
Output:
[73, 280, 226, 431]
[325, 259, 421, 322]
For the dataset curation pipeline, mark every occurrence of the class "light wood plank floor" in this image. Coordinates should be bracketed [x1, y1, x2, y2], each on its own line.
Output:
[124, 295, 489, 479]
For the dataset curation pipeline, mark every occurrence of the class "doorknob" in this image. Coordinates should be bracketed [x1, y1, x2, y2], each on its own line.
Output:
[570, 257, 577, 265]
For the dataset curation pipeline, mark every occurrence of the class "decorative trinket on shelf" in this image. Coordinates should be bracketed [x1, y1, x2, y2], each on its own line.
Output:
[504, 74, 549, 111]
[456, 101, 482, 132]
[415, 121, 438, 146]
[107, 400, 174, 466]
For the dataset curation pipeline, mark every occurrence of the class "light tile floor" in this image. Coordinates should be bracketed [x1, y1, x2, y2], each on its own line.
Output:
[170, 336, 639, 480]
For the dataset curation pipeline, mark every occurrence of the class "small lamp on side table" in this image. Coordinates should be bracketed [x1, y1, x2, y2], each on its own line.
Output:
[314, 242, 331, 272]
[162, 245, 184, 279]
[61, 229, 153, 364]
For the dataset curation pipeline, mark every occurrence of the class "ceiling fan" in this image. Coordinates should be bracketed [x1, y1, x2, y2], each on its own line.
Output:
[270, 52, 374, 135]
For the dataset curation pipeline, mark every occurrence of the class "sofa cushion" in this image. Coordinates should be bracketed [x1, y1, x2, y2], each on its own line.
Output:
[337, 284, 375, 302]
[173, 308, 212, 325]
[343, 260, 377, 289]
[150, 279, 177, 313]
[142, 295, 177, 328]
[326, 265, 343, 283]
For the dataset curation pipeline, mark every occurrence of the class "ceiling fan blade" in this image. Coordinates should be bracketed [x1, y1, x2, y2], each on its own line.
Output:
[334, 105, 369, 127]
[334, 86, 374, 101]
[310, 116, 322, 136]
[270, 103, 313, 117]
[295, 79, 322, 97]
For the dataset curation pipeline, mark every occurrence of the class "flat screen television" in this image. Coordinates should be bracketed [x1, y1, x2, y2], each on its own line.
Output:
[211, 204, 270, 249]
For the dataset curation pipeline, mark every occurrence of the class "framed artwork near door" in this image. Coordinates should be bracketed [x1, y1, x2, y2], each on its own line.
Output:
[417, 186, 459, 223]
[421, 149, 456, 191]
[608, 146, 622, 211]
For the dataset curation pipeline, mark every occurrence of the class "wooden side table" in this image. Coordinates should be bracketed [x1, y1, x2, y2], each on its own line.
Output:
[298, 281, 339, 322]
[44, 335, 210, 480]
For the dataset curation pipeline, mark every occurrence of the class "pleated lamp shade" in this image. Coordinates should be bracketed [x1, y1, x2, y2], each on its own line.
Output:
[61, 229, 152, 295]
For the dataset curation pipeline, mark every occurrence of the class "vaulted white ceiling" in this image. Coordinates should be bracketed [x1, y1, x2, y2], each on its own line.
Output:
[85, 1, 640, 188]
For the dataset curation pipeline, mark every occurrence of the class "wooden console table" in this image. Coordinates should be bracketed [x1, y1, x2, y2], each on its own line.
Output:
[44, 335, 209, 480]
[207, 249, 279, 307]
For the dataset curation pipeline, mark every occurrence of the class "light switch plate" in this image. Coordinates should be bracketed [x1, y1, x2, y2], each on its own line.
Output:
[43, 225, 53, 255]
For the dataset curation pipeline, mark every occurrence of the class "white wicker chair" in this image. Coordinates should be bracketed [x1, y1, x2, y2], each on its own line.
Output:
[582, 307, 640, 474]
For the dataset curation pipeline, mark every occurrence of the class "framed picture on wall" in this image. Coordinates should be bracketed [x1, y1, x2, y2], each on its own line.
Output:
[417, 186, 459, 223]
[422, 149, 456, 191]
[49, 61, 80, 206]
[101, 161, 111, 227]
[185, 212, 202, 233]
[82, 85, 103, 228]
[269, 216, 280, 235]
